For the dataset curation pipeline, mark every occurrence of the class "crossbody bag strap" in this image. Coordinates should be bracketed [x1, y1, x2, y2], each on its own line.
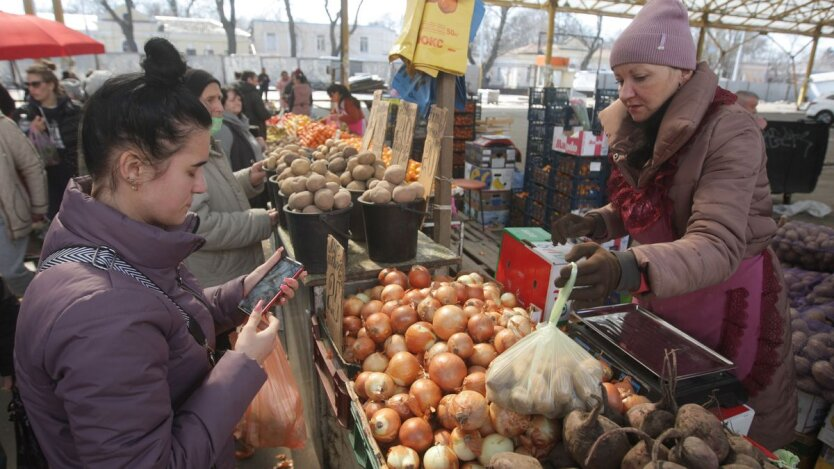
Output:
[39, 246, 216, 367]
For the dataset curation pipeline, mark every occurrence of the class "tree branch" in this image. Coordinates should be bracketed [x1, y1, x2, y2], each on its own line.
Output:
[99, 0, 126, 29]
[350, 0, 364, 35]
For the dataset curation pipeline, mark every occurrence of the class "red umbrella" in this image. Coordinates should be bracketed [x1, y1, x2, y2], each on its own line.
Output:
[0, 11, 105, 60]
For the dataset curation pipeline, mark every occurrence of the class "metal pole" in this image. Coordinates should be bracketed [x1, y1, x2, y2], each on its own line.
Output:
[696, 12, 708, 61]
[340, 0, 350, 88]
[797, 26, 821, 108]
[544, 1, 556, 86]
[52, 0, 64, 24]
[22, 0, 35, 14]
[433, 73, 455, 248]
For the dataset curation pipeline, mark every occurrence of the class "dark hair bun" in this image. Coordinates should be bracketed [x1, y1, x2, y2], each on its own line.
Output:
[142, 37, 186, 87]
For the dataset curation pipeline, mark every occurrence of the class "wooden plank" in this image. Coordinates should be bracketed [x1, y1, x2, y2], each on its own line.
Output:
[369, 100, 390, 159]
[325, 235, 346, 353]
[418, 105, 450, 203]
[391, 101, 418, 167]
[360, 90, 384, 151]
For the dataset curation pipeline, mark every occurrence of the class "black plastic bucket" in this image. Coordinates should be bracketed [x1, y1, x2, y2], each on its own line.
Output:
[284, 204, 352, 274]
[265, 169, 277, 205]
[360, 198, 427, 263]
[348, 190, 366, 242]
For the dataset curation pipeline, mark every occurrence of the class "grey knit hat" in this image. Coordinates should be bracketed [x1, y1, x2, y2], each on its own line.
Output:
[610, 0, 696, 70]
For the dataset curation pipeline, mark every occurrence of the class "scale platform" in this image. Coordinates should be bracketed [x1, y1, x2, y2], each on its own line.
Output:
[569, 303, 747, 407]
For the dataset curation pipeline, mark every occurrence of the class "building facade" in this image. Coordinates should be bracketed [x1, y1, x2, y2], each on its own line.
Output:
[250, 20, 396, 60]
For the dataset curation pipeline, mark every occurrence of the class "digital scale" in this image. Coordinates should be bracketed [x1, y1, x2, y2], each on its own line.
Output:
[569, 303, 748, 407]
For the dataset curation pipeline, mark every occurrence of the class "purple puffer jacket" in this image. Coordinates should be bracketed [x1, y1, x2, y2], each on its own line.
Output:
[14, 178, 266, 468]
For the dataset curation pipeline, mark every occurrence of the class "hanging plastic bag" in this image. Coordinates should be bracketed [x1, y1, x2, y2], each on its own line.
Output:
[412, 0, 477, 77]
[28, 130, 60, 167]
[389, 0, 427, 67]
[485, 262, 603, 418]
[235, 336, 307, 449]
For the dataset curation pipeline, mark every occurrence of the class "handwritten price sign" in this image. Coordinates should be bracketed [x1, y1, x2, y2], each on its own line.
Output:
[325, 235, 346, 352]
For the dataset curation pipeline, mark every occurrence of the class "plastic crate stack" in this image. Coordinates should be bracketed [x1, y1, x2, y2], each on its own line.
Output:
[529, 152, 610, 222]
[592, 88, 619, 135]
[453, 99, 478, 178]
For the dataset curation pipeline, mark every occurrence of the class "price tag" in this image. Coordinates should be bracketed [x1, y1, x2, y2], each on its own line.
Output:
[590, 162, 602, 172]
[325, 235, 346, 352]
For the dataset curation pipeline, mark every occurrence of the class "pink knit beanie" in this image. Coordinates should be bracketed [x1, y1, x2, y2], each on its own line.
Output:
[610, 0, 696, 70]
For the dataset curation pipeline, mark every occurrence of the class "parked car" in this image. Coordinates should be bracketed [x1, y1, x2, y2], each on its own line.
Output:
[805, 94, 834, 124]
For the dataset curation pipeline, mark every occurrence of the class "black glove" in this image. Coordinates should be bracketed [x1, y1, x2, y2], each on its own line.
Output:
[551, 213, 596, 245]
[555, 242, 624, 304]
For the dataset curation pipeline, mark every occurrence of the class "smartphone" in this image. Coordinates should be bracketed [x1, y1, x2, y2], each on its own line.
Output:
[238, 256, 304, 315]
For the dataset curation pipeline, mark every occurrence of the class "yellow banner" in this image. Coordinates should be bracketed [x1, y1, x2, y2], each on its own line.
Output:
[412, 0, 474, 76]
[388, 0, 426, 66]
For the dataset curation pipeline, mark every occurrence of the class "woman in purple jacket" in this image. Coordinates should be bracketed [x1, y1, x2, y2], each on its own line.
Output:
[14, 38, 302, 468]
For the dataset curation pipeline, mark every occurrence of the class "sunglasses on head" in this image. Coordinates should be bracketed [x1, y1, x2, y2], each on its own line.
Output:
[24, 81, 44, 88]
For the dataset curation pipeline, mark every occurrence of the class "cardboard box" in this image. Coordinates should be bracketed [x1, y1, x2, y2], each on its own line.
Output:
[552, 126, 609, 156]
[818, 405, 834, 448]
[712, 405, 756, 436]
[786, 431, 824, 469]
[465, 135, 519, 168]
[799, 391, 831, 433]
[464, 162, 514, 190]
[469, 190, 512, 211]
[465, 207, 510, 230]
[816, 444, 834, 469]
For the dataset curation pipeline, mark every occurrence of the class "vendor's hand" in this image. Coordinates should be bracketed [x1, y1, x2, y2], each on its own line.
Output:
[555, 242, 621, 303]
[551, 213, 596, 245]
[267, 208, 279, 226]
[30, 115, 46, 134]
[234, 300, 280, 365]
[249, 160, 267, 187]
[243, 247, 307, 300]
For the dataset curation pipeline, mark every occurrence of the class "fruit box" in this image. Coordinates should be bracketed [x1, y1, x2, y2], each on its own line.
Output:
[464, 162, 514, 190]
[552, 126, 609, 156]
[798, 390, 831, 433]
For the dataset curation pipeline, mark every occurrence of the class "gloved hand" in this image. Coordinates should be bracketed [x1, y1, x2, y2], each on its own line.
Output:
[555, 242, 621, 303]
[551, 213, 596, 245]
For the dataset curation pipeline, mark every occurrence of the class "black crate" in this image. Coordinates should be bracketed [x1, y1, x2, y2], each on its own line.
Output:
[528, 107, 547, 122]
[549, 192, 606, 213]
[526, 139, 547, 158]
[527, 122, 552, 142]
[592, 89, 619, 135]
[529, 87, 570, 106]
[556, 154, 610, 178]
[553, 175, 606, 199]
[545, 102, 571, 125]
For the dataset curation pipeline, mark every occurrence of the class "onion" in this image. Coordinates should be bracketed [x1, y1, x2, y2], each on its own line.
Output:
[357, 327, 368, 339]
[493, 329, 520, 354]
[603, 382, 624, 414]
[451, 390, 489, 431]
[428, 352, 467, 392]
[623, 394, 651, 411]
[386, 393, 418, 421]
[461, 464, 485, 469]
[384, 334, 408, 358]
[409, 378, 442, 416]
[370, 408, 401, 443]
[398, 417, 433, 452]
[382, 284, 406, 303]
[466, 284, 485, 301]
[354, 371, 371, 399]
[478, 434, 514, 466]
[462, 372, 486, 396]
[392, 385, 409, 395]
[500, 292, 517, 307]
[386, 351, 421, 386]
[343, 297, 363, 317]
[469, 343, 498, 368]
[489, 402, 530, 437]
[467, 314, 494, 343]
[409, 265, 431, 289]
[482, 285, 501, 303]
[434, 429, 452, 446]
[356, 293, 370, 304]
[468, 365, 487, 374]
[462, 305, 481, 320]
[451, 281, 468, 304]
[433, 305, 467, 340]
[378, 267, 395, 283]
[417, 297, 442, 322]
[402, 289, 426, 308]
[447, 332, 474, 360]
[524, 416, 561, 458]
[433, 285, 458, 305]
[464, 298, 485, 309]
[366, 312, 393, 344]
[469, 273, 484, 284]
[436, 394, 458, 430]
[404, 321, 437, 354]
[599, 361, 614, 382]
[343, 337, 357, 362]
[615, 377, 636, 397]
[352, 336, 376, 362]
[451, 427, 483, 462]
[485, 311, 502, 325]
[360, 300, 384, 320]
[363, 400, 386, 420]
[343, 316, 362, 337]
[506, 315, 532, 337]
[423, 444, 458, 469]
[387, 445, 420, 469]
[369, 285, 385, 301]
[457, 274, 474, 285]
[434, 274, 453, 283]
[365, 371, 396, 401]
[382, 299, 401, 317]
[391, 305, 419, 334]
[385, 270, 410, 288]
[478, 413, 496, 436]
[425, 342, 450, 365]
[362, 352, 389, 372]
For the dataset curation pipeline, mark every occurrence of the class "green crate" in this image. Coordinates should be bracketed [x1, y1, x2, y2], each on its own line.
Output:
[349, 400, 386, 469]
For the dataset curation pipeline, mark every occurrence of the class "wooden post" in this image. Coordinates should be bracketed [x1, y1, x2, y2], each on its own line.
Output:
[544, 1, 557, 86]
[23, 0, 35, 15]
[52, 0, 65, 24]
[340, 0, 350, 87]
[433, 73, 455, 248]
[797, 26, 822, 109]
[696, 12, 709, 61]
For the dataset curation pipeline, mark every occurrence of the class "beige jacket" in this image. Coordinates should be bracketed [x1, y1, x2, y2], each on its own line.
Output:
[184, 144, 271, 287]
[0, 115, 47, 240]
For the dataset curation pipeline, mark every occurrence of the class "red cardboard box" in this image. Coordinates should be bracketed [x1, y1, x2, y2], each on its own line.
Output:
[552, 126, 609, 156]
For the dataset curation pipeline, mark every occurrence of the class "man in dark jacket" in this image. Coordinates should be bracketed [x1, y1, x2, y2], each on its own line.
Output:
[257, 67, 270, 100]
[238, 70, 270, 140]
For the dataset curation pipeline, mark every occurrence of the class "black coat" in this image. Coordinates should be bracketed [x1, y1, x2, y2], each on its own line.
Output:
[238, 81, 270, 139]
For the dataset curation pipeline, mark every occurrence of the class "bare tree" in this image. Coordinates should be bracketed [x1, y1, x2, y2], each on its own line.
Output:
[481, 6, 510, 85]
[100, 0, 138, 52]
[578, 16, 603, 70]
[283, 0, 297, 57]
[161, 0, 197, 16]
[215, 0, 237, 54]
[324, 0, 365, 57]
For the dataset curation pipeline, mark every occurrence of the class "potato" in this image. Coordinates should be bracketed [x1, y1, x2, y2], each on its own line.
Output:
[339, 171, 353, 186]
[278, 167, 294, 182]
[288, 191, 313, 210]
[813, 361, 834, 389]
[290, 177, 308, 194]
[312, 151, 325, 161]
[310, 160, 328, 175]
[347, 180, 366, 191]
[347, 157, 360, 172]
[325, 181, 341, 193]
[384, 165, 406, 185]
[327, 151, 344, 162]
[374, 165, 386, 181]
[276, 162, 287, 174]
[303, 205, 323, 214]
[279, 178, 294, 195]
[285, 144, 300, 152]
[263, 157, 277, 170]
[368, 180, 380, 190]
[334, 190, 352, 210]
[314, 189, 335, 211]
[357, 151, 376, 165]
[410, 182, 426, 199]
[370, 186, 392, 204]
[352, 164, 375, 181]
[343, 146, 358, 158]
[393, 184, 417, 203]
[325, 172, 341, 185]
[291, 158, 311, 176]
[283, 152, 300, 164]
[304, 173, 325, 193]
[329, 157, 347, 174]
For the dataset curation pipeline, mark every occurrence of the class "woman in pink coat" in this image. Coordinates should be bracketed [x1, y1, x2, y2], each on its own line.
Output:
[552, 0, 795, 450]
[14, 38, 303, 468]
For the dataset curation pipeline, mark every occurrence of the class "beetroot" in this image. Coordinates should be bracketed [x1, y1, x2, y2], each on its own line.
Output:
[674, 404, 730, 462]
[563, 396, 629, 469]
[628, 350, 678, 438]
[587, 427, 667, 469]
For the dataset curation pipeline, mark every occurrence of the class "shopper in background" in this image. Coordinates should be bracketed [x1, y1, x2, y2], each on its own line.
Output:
[0, 115, 47, 297]
[736, 90, 768, 130]
[551, 0, 794, 450]
[258, 67, 271, 101]
[288, 69, 313, 116]
[14, 63, 82, 219]
[276, 70, 291, 111]
[238, 70, 271, 142]
[14, 37, 302, 468]
[326, 83, 365, 136]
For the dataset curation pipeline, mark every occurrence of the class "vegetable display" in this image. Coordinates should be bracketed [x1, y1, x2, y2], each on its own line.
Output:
[772, 221, 834, 272]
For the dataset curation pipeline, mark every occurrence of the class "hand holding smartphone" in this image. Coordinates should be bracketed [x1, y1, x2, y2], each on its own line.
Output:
[239, 255, 304, 315]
